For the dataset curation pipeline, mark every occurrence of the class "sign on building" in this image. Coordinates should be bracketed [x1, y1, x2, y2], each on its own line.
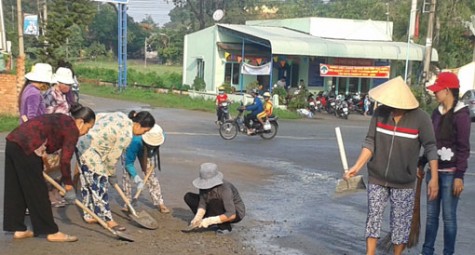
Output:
[24, 14, 39, 36]
[319, 64, 390, 78]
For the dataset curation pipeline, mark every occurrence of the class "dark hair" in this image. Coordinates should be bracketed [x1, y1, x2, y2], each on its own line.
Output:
[70, 103, 95, 123]
[128, 110, 155, 128]
[57, 60, 75, 76]
[438, 88, 459, 141]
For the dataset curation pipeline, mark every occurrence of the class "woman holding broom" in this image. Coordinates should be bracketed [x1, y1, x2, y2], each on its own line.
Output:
[419, 72, 471, 255]
[343, 77, 439, 255]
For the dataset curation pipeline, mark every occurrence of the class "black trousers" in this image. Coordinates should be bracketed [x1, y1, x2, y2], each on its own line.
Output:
[3, 141, 59, 235]
[184, 192, 241, 231]
[244, 114, 256, 129]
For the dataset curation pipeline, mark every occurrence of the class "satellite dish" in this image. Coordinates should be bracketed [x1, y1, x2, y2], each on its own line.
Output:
[213, 9, 224, 22]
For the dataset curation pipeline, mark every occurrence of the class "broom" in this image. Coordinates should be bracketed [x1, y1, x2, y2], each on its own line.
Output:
[380, 174, 423, 251]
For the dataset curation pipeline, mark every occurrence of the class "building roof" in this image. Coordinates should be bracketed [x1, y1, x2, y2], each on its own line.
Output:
[247, 17, 393, 41]
[218, 24, 438, 62]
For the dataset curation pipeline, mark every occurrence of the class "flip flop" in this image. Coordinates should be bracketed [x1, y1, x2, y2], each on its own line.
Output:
[47, 234, 78, 242]
[110, 225, 126, 232]
[13, 230, 34, 239]
[84, 218, 98, 224]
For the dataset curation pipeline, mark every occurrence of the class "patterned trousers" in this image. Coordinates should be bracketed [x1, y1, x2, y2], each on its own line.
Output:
[79, 164, 113, 222]
[121, 165, 165, 206]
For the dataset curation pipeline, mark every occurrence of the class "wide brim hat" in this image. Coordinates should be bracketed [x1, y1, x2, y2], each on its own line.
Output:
[368, 76, 419, 110]
[52, 67, 75, 85]
[142, 124, 165, 146]
[426, 72, 460, 93]
[25, 63, 53, 84]
[192, 163, 223, 189]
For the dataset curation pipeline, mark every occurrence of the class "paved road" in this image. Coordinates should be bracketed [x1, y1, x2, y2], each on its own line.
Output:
[1, 94, 475, 255]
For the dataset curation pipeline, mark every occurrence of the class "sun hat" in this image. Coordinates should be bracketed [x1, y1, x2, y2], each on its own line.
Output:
[368, 76, 419, 110]
[25, 63, 53, 84]
[192, 163, 223, 189]
[52, 67, 75, 85]
[426, 72, 460, 93]
[142, 124, 165, 146]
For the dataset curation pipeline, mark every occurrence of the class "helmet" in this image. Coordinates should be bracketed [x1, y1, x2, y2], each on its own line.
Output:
[263, 92, 271, 97]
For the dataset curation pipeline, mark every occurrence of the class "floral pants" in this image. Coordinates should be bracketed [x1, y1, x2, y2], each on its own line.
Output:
[366, 183, 415, 245]
[121, 165, 165, 206]
[79, 164, 113, 222]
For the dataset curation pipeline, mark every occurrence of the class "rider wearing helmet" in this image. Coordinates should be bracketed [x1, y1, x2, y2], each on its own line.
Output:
[215, 86, 228, 124]
[241, 89, 263, 135]
[256, 92, 273, 130]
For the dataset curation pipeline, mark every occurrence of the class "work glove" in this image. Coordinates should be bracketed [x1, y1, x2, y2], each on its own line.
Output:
[189, 208, 206, 228]
[133, 175, 144, 190]
[199, 216, 222, 228]
[108, 175, 118, 186]
[64, 188, 76, 204]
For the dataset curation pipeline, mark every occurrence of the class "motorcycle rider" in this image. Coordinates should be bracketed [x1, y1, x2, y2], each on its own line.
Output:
[257, 92, 273, 130]
[241, 89, 263, 135]
[215, 86, 229, 124]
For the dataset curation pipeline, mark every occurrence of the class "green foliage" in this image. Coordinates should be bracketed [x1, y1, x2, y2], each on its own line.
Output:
[287, 89, 310, 111]
[246, 81, 259, 92]
[0, 115, 19, 132]
[272, 86, 288, 105]
[220, 83, 233, 94]
[76, 67, 118, 82]
[192, 76, 206, 91]
[410, 85, 437, 113]
[85, 42, 108, 60]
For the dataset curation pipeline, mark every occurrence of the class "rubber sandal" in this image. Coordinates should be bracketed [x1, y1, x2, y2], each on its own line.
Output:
[159, 205, 170, 214]
[84, 218, 98, 224]
[110, 225, 126, 232]
[47, 234, 78, 242]
[13, 230, 34, 239]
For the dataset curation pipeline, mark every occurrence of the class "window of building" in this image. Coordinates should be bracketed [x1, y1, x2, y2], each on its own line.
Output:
[197, 59, 205, 79]
[225, 62, 240, 85]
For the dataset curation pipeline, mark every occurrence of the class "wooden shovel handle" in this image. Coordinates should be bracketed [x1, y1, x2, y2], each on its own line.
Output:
[113, 183, 138, 216]
[133, 163, 154, 200]
[335, 127, 349, 172]
[42, 172, 116, 234]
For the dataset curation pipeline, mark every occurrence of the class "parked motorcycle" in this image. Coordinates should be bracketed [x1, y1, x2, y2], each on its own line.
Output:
[71, 81, 80, 103]
[219, 107, 278, 140]
[334, 98, 349, 119]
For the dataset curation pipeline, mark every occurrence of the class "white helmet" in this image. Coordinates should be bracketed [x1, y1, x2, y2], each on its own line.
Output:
[263, 92, 271, 97]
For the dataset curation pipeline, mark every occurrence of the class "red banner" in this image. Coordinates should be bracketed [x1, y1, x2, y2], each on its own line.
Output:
[319, 64, 390, 78]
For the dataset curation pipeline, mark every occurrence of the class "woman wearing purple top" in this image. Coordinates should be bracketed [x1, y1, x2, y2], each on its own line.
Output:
[420, 72, 471, 255]
[18, 63, 53, 123]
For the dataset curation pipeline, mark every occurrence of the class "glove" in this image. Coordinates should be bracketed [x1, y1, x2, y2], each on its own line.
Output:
[189, 208, 206, 228]
[133, 175, 144, 190]
[64, 188, 76, 204]
[199, 216, 222, 228]
[108, 175, 118, 185]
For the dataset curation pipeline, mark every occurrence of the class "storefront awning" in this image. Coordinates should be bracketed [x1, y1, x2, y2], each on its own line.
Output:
[218, 24, 438, 62]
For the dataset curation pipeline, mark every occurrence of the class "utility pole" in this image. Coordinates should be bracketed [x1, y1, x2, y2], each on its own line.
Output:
[17, 0, 23, 57]
[422, 0, 437, 86]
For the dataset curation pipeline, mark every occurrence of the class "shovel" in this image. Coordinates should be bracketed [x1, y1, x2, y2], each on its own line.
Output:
[335, 127, 366, 193]
[130, 163, 155, 207]
[42, 173, 134, 242]
[112, 183, 159, 230]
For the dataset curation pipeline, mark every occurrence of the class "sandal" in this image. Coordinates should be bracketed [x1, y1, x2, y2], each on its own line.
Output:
[84, 218, 98, 224]
[159, 204, 170, 214]
[110, 225, 126, 232]
[47, 232, 78, 242]
[13, 230, 34, 239]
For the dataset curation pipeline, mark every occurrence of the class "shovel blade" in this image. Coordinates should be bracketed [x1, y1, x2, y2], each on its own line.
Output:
[336, 175, 366, 193]
[130, 210, 159, 230]
[115, 231, 135, 242]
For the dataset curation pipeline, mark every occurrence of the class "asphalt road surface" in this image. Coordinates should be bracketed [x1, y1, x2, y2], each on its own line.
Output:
[1, 94, 474, 255]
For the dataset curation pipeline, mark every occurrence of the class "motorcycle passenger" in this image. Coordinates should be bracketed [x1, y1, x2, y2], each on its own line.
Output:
[242, 89, 263, 135]
[215, 86, 229, 124]
[257, 92, 273, 130]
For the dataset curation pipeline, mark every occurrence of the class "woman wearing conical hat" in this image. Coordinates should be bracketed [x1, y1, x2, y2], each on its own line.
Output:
[343, 77, 439, 255]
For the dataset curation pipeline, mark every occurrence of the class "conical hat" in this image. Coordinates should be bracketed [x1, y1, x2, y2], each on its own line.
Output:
[368, 76, 419, 109]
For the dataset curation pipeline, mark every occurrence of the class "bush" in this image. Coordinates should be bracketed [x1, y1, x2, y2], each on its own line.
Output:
[272, 86, 287, 105]
[246, 81, 259, 92]
[287, 89, 310, 111]
[220, 83, 233, 94]
[411, 85, 437, 113]
[192, 76, 206, 91]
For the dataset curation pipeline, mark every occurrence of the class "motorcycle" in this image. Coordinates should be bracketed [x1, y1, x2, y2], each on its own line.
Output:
[219, 107, 278, 140]
[334, 99, 349, 119]
[217, 101, 230, 125]
[71, 82, 79, 103]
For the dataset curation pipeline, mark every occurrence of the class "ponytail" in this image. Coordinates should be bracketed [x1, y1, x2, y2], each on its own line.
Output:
[70, 103, 96, 123]
[128, 110, 155, 128]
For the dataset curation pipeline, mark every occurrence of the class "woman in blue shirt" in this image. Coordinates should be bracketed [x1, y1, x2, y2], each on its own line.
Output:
[122, 124, 170, 213]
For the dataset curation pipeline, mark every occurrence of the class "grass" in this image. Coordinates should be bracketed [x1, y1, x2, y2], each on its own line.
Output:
[74, 60, 182, 75]
[0, 115, 19, 133]
[81, 83, 302, 119]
